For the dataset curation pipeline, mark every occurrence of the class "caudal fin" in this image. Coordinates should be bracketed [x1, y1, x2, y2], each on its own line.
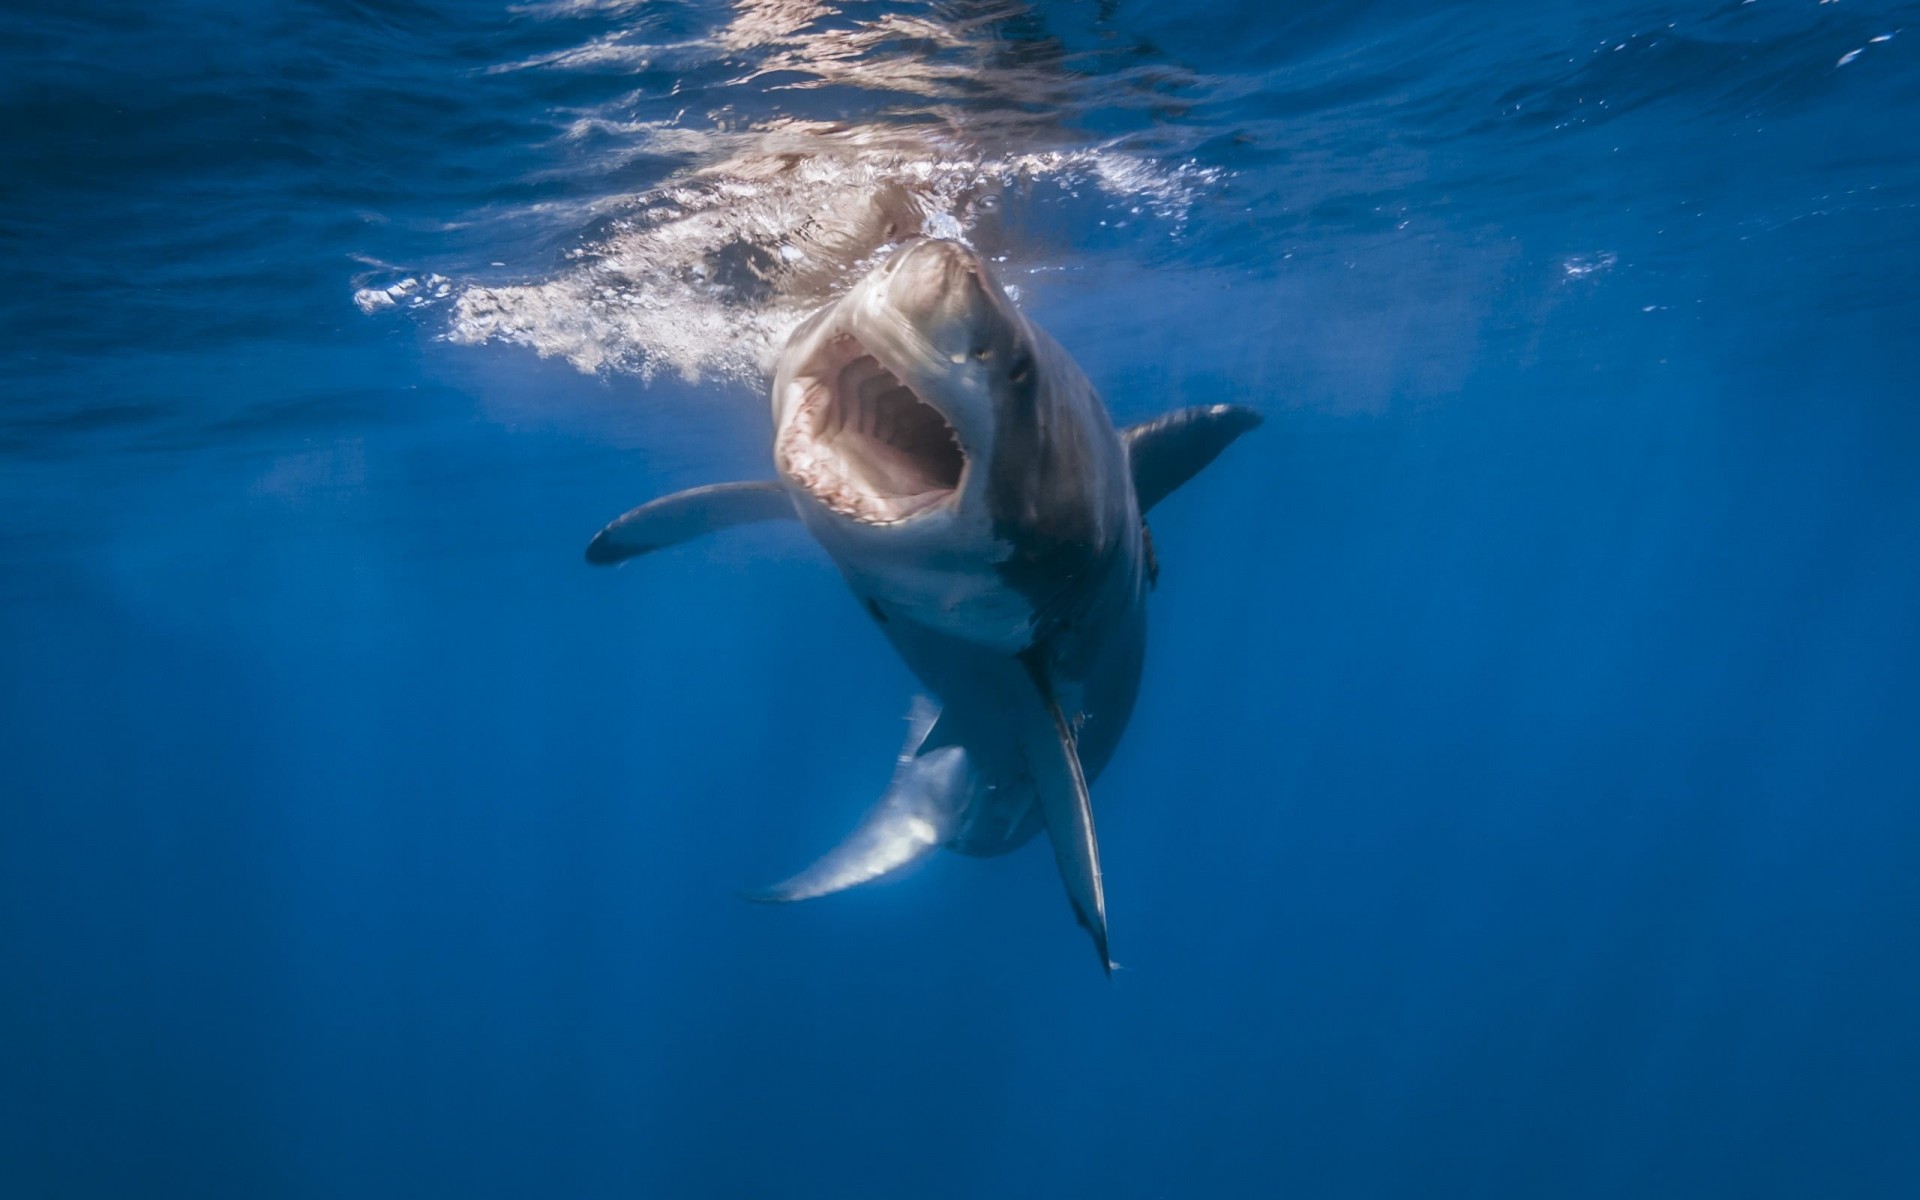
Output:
[744, 700, 970, 903]
[1020, 655, 1113, 976]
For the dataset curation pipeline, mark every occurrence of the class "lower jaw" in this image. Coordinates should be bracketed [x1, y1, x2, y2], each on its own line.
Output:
[778, 442, 956, 526]
[804, 480, 954, 526]
[777, 401, 963, 526]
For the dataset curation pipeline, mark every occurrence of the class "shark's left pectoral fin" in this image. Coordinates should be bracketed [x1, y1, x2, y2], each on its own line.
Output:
[585, 480, 795, 565]
[1123, 404, 1263, 513]
[745, 699, 969, 903]
[1020, 656, 1112, 975]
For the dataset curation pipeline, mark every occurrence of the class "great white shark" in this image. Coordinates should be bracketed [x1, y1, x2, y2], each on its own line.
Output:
[586, 238, 1258, 971]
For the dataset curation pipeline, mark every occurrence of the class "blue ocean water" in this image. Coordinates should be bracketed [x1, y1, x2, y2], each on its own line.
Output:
[4, 0, 1918, 1195]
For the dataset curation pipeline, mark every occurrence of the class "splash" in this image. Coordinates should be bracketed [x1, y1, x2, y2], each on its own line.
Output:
[363, 1, 1223, 388]
[446, 126, 1216, 383]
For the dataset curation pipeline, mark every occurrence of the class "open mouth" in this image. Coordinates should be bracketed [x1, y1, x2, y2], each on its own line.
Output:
[779, 335, 965, 525]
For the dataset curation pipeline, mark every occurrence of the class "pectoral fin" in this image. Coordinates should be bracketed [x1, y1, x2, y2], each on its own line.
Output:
[1020, 655, 1112, 975]
[1123, 404, 1263, 513]
[585, 480, 795, 565]
[745, 699, 970, 903]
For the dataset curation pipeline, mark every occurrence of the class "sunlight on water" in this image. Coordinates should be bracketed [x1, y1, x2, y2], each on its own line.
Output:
[359, 0, 1222, 384]
[440, 132, 1213, 381]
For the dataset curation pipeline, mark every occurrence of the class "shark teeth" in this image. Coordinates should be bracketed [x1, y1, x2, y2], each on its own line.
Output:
[778, 336, 964, 525]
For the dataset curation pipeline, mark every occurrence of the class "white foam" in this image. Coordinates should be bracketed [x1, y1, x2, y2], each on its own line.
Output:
[373, 2, 1224, 388]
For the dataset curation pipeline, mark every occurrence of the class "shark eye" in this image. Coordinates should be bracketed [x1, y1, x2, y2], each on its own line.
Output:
[1008, 353, 1032, 384]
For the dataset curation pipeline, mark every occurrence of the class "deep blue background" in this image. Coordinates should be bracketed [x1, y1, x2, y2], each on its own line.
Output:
[4, 1, 1918, 1196]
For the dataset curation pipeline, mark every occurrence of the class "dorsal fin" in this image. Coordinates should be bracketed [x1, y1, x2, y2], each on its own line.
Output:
[585, 480, 795, 565]
[1122, 405, 1263, 513]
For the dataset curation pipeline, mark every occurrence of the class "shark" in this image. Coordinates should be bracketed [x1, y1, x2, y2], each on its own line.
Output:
[587, 237, 1258, 971]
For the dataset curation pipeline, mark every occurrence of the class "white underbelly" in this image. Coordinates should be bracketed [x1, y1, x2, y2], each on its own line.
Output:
[850, 558, 1035, 651]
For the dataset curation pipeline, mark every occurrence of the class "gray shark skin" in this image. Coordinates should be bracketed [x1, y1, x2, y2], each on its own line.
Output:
[587, 238, 1259, 971]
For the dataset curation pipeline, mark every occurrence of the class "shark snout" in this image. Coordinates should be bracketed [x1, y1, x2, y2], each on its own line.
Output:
[883, 236, 975, 279]
[878, 238, 998, 343]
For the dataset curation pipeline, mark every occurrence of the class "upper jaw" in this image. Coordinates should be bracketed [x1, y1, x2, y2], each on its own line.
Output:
[775, 315, 970, 527]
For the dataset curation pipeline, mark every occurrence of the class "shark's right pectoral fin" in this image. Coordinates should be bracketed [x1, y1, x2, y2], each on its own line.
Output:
[745, 700, 969, 903]
[585, 480, 796, 565]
